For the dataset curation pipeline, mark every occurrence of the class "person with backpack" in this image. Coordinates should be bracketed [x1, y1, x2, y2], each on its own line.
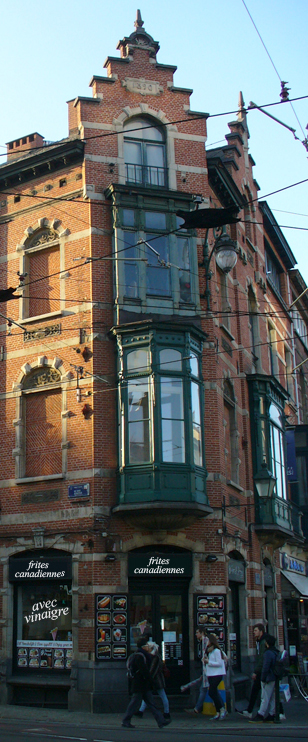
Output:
[122, 637, 171, 729]
[249, 634, 278, 723]
[136, 641, 171, 720]
[203, 633, 227, 720]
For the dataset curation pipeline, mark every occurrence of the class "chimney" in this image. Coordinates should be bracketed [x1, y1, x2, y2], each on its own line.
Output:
[6, 132, 45, 160]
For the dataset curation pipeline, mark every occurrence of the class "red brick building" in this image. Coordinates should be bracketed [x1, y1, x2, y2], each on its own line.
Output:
[0, 11, 307, 712]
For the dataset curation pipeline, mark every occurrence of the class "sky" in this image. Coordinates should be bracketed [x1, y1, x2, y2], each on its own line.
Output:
[0, 0, 307, 281]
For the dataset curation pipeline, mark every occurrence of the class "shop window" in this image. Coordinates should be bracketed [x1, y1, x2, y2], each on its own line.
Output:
[123, 117, 166, 188]
[118, 331, 204, 472]
[16, 582, 72, 671]
[118, 207, 195, 306]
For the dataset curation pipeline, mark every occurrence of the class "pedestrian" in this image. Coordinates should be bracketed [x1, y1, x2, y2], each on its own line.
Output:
[203, 633, 227, 720]
[249, 634, 278, 723]
[185, 628, 209, 715]
[122, 637, 171, 729]
[237, 623, 266, 719]
[136, 641, 171, 720]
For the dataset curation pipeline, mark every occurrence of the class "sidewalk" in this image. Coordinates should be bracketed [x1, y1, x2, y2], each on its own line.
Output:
[0, 697, 306, 729]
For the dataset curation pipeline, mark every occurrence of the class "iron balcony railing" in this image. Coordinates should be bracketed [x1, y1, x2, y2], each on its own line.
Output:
[125, 163, 167, 188]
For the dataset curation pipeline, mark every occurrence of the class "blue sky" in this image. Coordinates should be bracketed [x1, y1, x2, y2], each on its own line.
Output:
[1, 0, 307, 281]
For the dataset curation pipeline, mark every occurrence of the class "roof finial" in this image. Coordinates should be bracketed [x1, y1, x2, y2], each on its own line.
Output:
[238, 91, 245, 120]
[134, 9, 144, 30]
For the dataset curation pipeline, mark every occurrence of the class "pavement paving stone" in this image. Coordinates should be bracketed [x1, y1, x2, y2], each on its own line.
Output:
[0, 697, 306, 729]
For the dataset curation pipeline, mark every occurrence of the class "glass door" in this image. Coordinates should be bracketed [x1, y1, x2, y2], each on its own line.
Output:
[129, 589, 189, 692]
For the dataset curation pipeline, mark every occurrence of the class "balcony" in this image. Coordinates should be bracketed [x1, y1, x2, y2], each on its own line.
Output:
[112, 463, 212, 531]
[254, 495, 304, 547]
[125, 163, 167, 188]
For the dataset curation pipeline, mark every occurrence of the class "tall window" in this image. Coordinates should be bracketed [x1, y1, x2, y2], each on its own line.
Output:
[123, 117, 166, 187]
[268, 323, 278, 376]
[28, 246, 60, 317]
[265, 248, 282, 296]
[248, 287, 258, 369]
[223, 380, 239, 483]
[269, 403, 287, 499]
[119, 208, 193, 303]
[118, 333, 204, 470]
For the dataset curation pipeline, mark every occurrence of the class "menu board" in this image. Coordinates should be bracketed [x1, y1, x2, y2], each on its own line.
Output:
[194, 595, 226, 659]
[95, 594, 128, 660]
[16, 641, 72, 670]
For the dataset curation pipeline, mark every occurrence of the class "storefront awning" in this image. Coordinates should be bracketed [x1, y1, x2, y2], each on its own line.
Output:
[281, 570, 308, 597]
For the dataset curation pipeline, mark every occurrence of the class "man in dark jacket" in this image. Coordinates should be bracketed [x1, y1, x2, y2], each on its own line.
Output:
[238, 623, 266, 718]
[249, 634, 278, 723]
[122, 637, 171, 729]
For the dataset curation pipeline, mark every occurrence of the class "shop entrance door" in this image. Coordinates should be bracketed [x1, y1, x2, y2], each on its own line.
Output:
[129, 587, 189, 693]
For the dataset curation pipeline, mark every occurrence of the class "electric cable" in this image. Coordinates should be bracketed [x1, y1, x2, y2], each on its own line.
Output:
[241, 0, 307, 141]
[1, 93, 308, 159]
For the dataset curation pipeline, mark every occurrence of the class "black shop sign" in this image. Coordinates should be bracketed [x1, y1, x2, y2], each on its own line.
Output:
[9, 556, 72, 582]
[128, 553, 192, 578]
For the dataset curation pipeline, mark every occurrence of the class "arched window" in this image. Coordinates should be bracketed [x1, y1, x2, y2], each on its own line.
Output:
[223, 380, 239, 484]
[123, 117, 166, 187]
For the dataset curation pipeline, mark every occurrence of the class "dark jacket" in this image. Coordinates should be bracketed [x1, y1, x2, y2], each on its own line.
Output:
[254, 634, 267, 675]
[261, 647, 278, 683]
[150, 654, 165, 691]
[130, 648, 152, 693]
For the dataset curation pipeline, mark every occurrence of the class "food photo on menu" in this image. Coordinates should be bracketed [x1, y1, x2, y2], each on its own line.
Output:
[97, 596, 111, 610]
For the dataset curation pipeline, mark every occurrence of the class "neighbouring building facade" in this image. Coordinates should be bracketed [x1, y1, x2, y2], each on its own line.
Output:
[0, 11, 307, 712]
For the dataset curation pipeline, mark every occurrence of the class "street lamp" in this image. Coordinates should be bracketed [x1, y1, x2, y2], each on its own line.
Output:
[254, 461, 276, 499]
[203, 231, 238, 310]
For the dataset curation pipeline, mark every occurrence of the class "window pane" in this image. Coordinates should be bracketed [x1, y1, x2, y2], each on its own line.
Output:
[17, 583, 72, 645]
[146, 143, 164, 168]
[129, 595, 153, 651]
[146, 234, 168, 265]
[162, 419, 185, 462]
[145, 212, 166, 230]
[127, 381, 150, 463]
[123, 231, 138, 298]
[190, 353, 199, 377]
[160, 349, 182, 371]
[124, 118, 163, 141]
[177, 235, 191, 302]
[127, 350, 149, 373]
[191, 381, 201, 425]
[128, 382, 149, 422]
[161, 378, 185, 462]
[193, 423, 203, 467]
[123, 209, 135, 227]
[124, 140, 142, 164]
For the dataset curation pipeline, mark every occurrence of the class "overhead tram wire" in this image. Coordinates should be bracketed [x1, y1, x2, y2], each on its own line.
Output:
[241, 0, 307, 142]
[0, 94, 308, 160]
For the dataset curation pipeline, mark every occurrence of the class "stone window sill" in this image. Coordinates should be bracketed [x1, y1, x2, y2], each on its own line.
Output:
[227, 479, 244, 493]
[18, 310, 75, 325]
[16, 474, 64, 485]
[220, 325, 235, 341]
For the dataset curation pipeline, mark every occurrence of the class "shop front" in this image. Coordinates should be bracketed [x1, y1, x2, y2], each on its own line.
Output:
[281, 552, 308, 662]
[127, 549, 192, 694]
[8, 549, 72, 707]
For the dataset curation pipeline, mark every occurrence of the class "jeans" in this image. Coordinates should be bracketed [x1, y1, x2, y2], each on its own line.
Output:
[195, 685, 208, 712]
[123, 690, 165, 726]
[208, 675, 224, 713]
[259, 680, 275, 717]
[140, 687, 169, 714]
[247, 673, 261, 713]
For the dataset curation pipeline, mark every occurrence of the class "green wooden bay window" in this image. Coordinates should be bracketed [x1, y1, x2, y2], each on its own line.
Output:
[114, 325, 208, 506]
[247, 375, 294, 533]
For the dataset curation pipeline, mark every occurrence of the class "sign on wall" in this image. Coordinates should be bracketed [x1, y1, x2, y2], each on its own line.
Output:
[9, 557, 72, 581]
[128, 553, 192, 578]
[194, 595, 226, 658]
[95, 594, 128, 660]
